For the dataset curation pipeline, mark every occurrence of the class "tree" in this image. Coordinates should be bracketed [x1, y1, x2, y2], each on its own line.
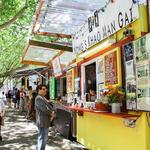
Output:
[0, 0, 36, 87]
[0, 0, 72, 88]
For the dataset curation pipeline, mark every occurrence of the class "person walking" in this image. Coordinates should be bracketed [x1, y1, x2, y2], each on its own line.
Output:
[35, 85, 55, 150]
[16, 89, 20, 109]
[13, 88, 18, 108]
[0, 94, 5, 141]
[7, 90, 13, 108]
[20, 88, 26, 112]
[26, 86, 34, 120]
[1, 92, 7, 105]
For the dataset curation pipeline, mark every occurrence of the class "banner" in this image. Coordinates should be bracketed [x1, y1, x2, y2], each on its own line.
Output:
[66, 69, 74, 93]
[73, 0, 139, 55]
[134, 35, 150, 111]
[105, 51, 118, 85]
[124, 34, 150, 111]
[50, 77, 55, 99]
[52, 57, 62, 77]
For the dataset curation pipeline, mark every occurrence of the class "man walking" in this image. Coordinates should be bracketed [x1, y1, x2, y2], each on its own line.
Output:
[35, 85, 55, 150]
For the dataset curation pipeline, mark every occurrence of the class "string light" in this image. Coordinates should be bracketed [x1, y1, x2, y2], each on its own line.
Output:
[97, 0, 112, 13]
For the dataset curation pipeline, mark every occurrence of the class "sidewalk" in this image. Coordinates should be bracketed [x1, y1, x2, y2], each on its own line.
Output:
[0, 108, 86, 150]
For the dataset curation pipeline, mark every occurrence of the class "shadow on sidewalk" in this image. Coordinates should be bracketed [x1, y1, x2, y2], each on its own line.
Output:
[0, 108, 37, 150]
[0, 108, 87, 150]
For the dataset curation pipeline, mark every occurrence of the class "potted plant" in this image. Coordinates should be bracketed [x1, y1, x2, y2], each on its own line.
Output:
[106, 86, 125, 113]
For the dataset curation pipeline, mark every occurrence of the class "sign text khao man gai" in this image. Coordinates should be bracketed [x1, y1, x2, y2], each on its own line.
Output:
[72, 0, 139, 55]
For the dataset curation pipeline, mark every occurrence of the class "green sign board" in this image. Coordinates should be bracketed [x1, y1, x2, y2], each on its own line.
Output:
[50, 77, 55, 99]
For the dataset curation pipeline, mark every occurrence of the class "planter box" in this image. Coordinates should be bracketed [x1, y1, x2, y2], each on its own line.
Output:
[95, 103, 109, 111]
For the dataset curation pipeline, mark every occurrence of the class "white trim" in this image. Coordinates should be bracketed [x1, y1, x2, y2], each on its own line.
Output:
[81, 58, 98, 100]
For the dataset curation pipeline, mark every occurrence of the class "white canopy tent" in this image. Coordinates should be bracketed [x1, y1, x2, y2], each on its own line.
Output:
[32, 0, 106, 38]
[22, 0, 107, 67]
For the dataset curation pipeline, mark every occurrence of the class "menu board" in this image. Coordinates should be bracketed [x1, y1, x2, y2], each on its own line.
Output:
[105, 51, 118, 86]
[66, 69, 74, 93]
[124, 34, 150, 111]
[134, 35, 150, 111]
[52, 57, 62, 77]
[123, 42, 137, 110]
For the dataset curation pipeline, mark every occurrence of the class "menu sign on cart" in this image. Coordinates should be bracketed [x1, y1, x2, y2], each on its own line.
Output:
[66, 69, 74, 93]
[123, 42, 137, 110]
[52, 57, 62, 77]
[105, 51, 118, 86]
[134, 35, 150, 111]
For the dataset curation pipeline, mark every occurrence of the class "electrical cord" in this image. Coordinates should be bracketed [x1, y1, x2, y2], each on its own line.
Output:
[127, 112, 143, 127]
[133, 112, 143, 123]
[146, 113, 150, 128]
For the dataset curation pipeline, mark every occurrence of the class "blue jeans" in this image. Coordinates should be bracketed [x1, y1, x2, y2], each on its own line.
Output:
[36, 127, 49, 150]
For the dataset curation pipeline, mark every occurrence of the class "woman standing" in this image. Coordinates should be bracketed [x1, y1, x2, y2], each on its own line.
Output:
[26, 86, 33, 120]
[20, 88, 25, 112]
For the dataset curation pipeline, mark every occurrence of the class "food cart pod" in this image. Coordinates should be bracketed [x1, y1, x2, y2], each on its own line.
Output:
[70, 1, 150, 150]
[21, 39, 77, 140]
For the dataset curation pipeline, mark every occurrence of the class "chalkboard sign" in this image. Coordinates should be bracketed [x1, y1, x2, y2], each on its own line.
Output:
[105, 51, 118, 86]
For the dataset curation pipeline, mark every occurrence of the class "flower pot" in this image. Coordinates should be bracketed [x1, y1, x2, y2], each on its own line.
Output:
[111, 103, 121, 113]
[95, 103, 109, 111]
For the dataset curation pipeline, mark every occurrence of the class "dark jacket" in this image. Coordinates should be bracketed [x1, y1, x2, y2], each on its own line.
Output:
[35, 95, 53, 128]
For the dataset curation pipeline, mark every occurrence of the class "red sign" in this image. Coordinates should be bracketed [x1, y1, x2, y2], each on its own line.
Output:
[67, 71, 72, 92]
[52, 57, 62, 77]
[105, 51, 118, 85]
[66, 69, 74, 93]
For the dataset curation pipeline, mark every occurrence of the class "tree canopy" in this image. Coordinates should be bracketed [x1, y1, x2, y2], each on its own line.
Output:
[0, 0, 36, 87]
[0, 0, 72, 88]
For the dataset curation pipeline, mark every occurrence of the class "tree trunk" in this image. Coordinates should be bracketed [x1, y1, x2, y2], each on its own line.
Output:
[0, 6, 27, 30]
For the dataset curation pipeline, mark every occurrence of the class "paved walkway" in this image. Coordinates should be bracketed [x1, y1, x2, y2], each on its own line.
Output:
[0, 108, 86, 150]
